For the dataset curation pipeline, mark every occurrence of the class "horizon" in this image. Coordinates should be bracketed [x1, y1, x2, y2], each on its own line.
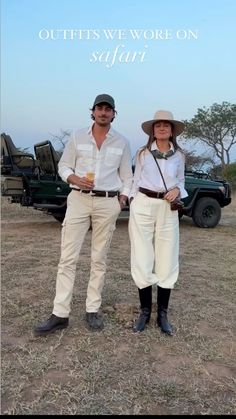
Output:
[1, 0, 236, 162]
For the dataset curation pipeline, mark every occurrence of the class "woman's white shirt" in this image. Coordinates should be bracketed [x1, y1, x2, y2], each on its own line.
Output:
[130, 143, 188, 199]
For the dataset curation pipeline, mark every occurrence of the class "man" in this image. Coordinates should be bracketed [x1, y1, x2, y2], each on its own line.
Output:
[34, 94, 133, 334]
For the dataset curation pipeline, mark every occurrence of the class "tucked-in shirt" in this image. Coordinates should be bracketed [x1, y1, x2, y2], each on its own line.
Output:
[130, 142, 188, 199]
[58, 126, 133, 197]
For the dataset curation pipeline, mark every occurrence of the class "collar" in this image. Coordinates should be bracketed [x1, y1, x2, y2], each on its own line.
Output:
[87, 124, 114, 139]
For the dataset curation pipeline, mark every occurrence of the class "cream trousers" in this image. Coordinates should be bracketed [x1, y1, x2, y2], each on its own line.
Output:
[128, 192, 179, 290]
[53, 190, 121, 317]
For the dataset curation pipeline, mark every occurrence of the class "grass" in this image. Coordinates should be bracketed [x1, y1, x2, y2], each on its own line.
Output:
[1, 196, 236, 414]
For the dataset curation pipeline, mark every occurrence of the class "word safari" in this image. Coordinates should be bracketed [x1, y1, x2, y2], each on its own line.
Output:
[90, 44, 148, 68]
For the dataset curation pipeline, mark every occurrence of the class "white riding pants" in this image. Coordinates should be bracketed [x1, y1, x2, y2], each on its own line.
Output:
[128, 192, 179, 290]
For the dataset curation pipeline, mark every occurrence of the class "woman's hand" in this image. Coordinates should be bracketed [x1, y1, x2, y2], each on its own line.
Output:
[164, 187, 180, 202]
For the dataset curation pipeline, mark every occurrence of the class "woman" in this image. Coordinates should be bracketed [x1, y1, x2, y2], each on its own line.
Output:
[129, 110, 187, 335]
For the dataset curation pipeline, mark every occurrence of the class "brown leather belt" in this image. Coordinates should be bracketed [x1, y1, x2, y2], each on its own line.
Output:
[71, 188, 119, 197]
[139, 187, 165, 199]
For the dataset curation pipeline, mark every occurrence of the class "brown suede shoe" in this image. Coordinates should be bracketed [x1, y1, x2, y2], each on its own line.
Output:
[34, 314, 69, 336]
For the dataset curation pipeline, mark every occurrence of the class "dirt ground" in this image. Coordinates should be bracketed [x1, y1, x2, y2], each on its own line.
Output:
[1, 196, 236, 415]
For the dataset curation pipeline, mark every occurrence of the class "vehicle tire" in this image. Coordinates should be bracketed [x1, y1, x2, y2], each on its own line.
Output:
[52, 213, 65, 223]
[192, 197, 221, 228]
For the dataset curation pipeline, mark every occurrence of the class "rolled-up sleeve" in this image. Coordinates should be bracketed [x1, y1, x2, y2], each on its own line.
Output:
[58, 134, 76, 183]
[176, 153, 188, 198]
[129, 151, 142, 198]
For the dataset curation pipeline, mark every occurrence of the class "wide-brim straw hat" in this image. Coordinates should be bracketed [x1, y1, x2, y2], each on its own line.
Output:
[141, 110, 185, 136]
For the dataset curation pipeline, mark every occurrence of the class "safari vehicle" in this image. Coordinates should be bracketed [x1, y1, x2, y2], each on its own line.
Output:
[1, 133, 232, 228]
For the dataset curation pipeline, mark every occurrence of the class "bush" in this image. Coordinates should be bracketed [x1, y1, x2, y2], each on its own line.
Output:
[222, 163, 236, 191]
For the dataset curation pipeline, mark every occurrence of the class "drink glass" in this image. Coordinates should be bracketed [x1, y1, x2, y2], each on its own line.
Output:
[86, 157, 96, 181]
[86, 171, 95, 181]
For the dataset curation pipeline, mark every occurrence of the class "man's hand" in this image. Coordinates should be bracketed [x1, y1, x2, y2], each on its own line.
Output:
[67, 174, 94, 190]
[118, 194, 127, 209]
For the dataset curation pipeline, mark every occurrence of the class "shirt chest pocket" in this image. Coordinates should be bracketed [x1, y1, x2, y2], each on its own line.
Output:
[105, 147, 122, 167]
[165, 162, 178, 179]
[76, 145, 94, 167]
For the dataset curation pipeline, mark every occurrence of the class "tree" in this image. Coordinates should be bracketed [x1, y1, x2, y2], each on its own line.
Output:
[182, 102, 236, 167]
[183, 149, 215, 171]
[50, 129, 71, 151]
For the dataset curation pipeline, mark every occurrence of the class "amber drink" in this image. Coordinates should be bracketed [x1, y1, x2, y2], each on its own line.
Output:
[86, 172, 95, 181]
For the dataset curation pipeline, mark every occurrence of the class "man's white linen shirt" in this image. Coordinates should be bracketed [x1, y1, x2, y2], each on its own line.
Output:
[58, 126, 133, 196]
[130, 142, 188, 199]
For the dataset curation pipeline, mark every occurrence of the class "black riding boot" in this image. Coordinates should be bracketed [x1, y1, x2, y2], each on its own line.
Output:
[157, 286, 173, 335]
[133, 286, 152, 333]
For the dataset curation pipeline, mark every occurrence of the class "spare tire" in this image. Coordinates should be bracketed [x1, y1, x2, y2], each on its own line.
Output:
[192, 197, 221, 228]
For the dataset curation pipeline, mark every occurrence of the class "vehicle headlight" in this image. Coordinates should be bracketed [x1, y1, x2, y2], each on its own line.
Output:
[219, 186, 225, 194]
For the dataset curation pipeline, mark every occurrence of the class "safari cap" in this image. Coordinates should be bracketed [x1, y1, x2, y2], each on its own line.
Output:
[141, 110, 185, 136]
[92, 94, 115, 110]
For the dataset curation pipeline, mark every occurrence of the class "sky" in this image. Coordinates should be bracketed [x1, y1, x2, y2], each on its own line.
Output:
[1, 0, 236, 161]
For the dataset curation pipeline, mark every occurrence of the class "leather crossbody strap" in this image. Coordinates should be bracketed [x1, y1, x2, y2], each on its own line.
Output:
[150, 150, 168, 193]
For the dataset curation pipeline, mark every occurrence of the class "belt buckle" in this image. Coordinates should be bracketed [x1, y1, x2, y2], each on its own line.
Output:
[90, 191, 96, 196]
